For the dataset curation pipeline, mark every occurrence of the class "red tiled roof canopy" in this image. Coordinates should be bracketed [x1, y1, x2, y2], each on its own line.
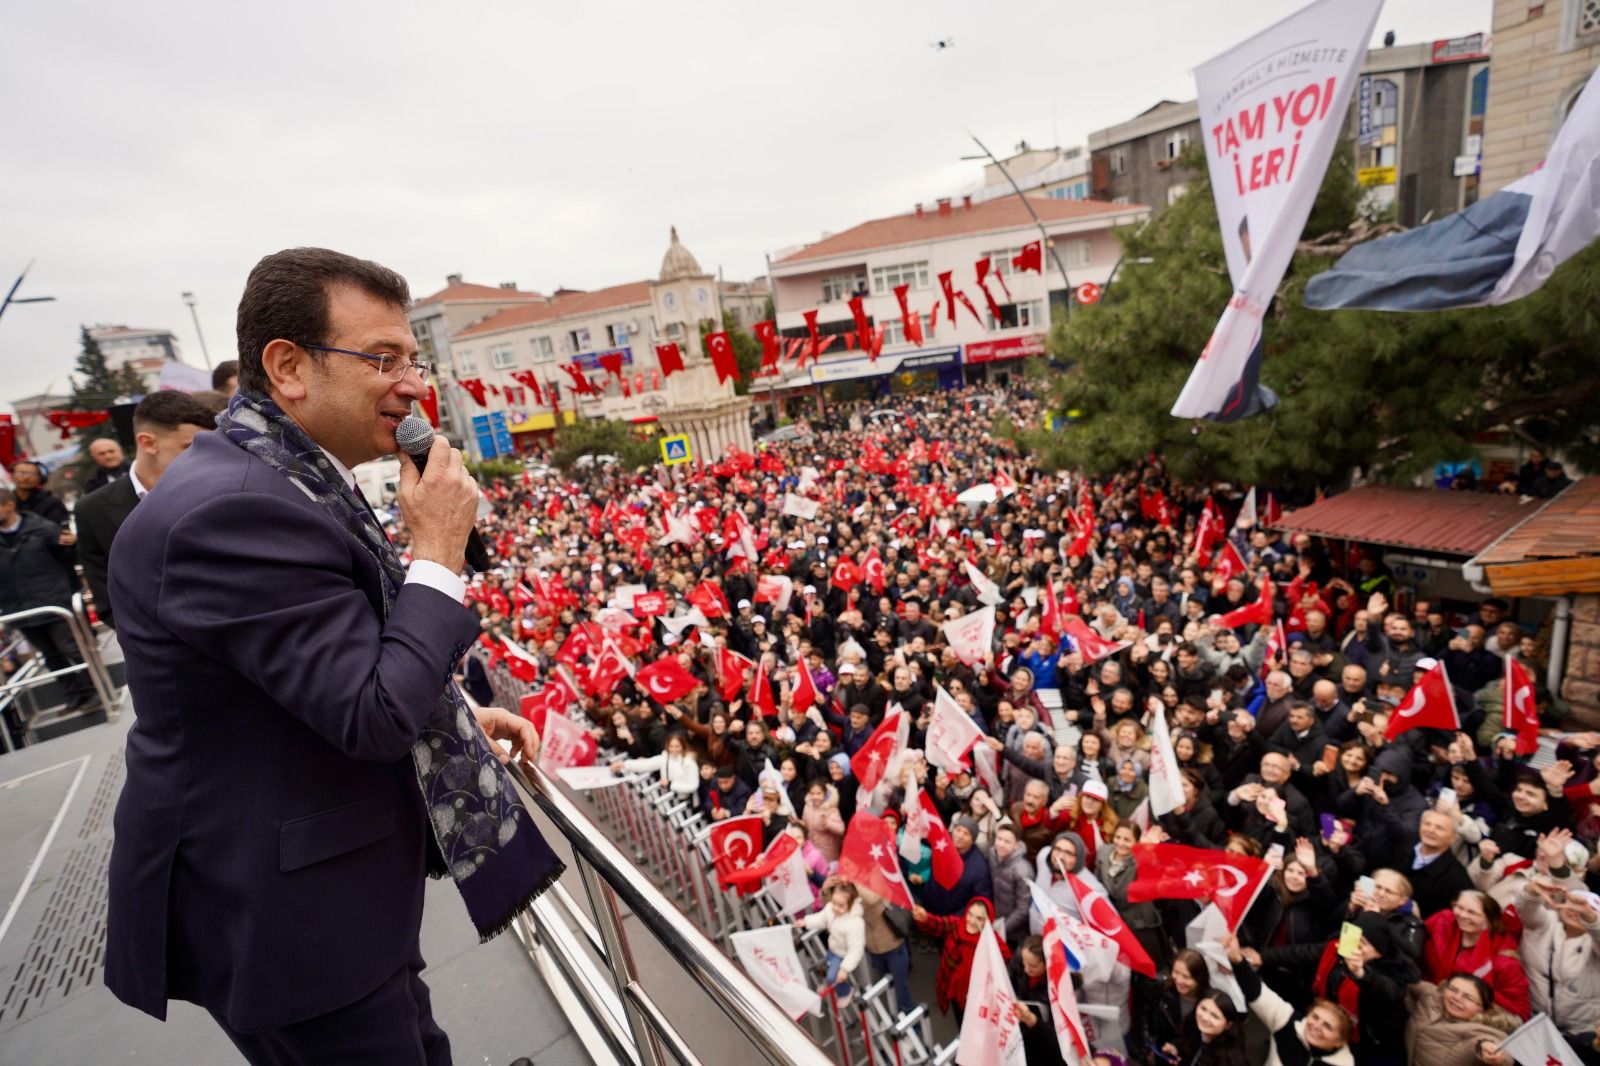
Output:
[774, 196, 1145, 265]
[1272, 485, 1549, 557]
[413, 281, 545, 306]
[453, 281, 654, 340]
[1470, 479, 1600, 596]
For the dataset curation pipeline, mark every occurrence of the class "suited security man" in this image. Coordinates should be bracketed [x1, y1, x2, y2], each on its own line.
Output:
[75, 390, 217, 629]
[105, 248, 562, 1065]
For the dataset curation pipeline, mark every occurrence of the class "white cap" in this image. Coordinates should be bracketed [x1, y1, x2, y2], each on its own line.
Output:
[804, 585, 817, 595]
[737, 598, 752, 609]
[818, 536, 829, 544]
[839, 663, 856, 674]
[1082, 780, 1110, 801]
[789, 540, 805, 550]
[1416, 657, 1440, 672]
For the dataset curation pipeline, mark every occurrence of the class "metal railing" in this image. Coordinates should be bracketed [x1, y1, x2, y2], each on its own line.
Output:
[0, 596, 118, 752]
[469, 645, 950, 1066]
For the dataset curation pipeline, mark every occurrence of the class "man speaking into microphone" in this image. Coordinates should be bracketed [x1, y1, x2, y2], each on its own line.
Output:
[105, 247, 564, 1064]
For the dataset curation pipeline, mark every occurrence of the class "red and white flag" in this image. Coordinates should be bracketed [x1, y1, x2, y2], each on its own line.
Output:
[1195, 499, 1225, 569]
[1062, 615, 1129, 664]
[635, 656, 699, 704]
[838, 811, 915, 909]
[831, 557, 862, 592]
[730, 925, 822, 1020]
[926, 684, 985, 773]
[747, 658, 778, 719]
[540, 710, 596, 771]
[519, 686, 569, 735]
[688, 579, 729, 619]
[1066, 872, 1157, 977]
[658, 510, 699, 547]
[965, 559, 1004, 607]
[1385, 659, 1461, 741]
[1041, 917, 1092, 1066]
[1237, 487, 1258, 528]
[631, 591, 668, 618]
[956, 925, 1026, 1066]
[1506, 656, 1540, 756]
[918, 790, 964, 889]
[753, 573, 794, 614]
[862, 547, 887, 595]
[714, 646, 753, 701]
[1213, 577, 1274, 630]
[709, 815, 766, 888]
[791, 656, 820, 716]
[943, 606, 996, 666]
[1039, 579, 1065, 640]
[1260, 618, 1289, 682]
[1127, 843, 1271, 933]
[1497, 1013, 1584, 1066]
[1212, 539, 1248, 586]
[1261, 492, 1283, 527]
[850, 710, 905, 792]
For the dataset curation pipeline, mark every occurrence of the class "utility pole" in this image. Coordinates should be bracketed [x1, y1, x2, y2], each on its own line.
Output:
[965, 133, 1077, 317]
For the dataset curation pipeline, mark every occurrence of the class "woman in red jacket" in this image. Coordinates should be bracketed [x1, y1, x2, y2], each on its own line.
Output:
[912, 897, 1008, 1019]
[1422, 890, 1531, 1019]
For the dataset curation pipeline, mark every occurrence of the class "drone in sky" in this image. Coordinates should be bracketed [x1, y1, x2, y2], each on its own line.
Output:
[930, 38, 954, 50]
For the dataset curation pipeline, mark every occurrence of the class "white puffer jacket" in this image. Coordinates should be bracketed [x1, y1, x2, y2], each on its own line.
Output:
[801, 899, 866, 975]
[620, 751, 700, 796]
[1516, 882, 1600, 1035]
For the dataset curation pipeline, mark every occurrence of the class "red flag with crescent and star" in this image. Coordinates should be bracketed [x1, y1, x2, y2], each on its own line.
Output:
[704, 331, 739, 384]
[1065, 872, 1157, 976]
[1506, 655, 1540, 756]
[850, 710, 904, 793]
[838, 811, 915, 909]
[1125, 842, 1272, 933]
[635, 656, 699, 704]
[709, 815, 766, 889]
[1385, 659, 1460, 741]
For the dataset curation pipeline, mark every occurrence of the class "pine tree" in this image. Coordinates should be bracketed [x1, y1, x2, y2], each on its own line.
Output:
[61, 327, 144, 466]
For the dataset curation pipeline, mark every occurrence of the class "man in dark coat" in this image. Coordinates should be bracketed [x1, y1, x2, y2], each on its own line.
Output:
[75, 391, 216, 629]
[920, 816, 993, 917]
[0, 487, 96, 708]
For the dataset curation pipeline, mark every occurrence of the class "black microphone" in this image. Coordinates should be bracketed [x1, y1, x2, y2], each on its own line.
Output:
[394, 416, 491, 574]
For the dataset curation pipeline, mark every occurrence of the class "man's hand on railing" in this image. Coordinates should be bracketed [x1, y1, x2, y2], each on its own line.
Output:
[473, 705, 540, 764]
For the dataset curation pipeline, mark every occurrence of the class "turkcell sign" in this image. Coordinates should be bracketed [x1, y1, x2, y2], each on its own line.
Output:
[900, 348, 960, 370]
[572, 346, 633, 372]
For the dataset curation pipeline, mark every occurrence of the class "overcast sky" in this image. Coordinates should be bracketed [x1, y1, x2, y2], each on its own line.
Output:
[1, 0, 1489, 411]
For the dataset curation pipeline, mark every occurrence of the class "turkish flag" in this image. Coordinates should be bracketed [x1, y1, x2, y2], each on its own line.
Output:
[688, 579, 729, 619]
[1042, 917, 1092, 1065]
[1065, 519, 1093, 559]
[893, 284, 924, 346]
[721, 830, 799, 891]
[1212, 539, 1248, 586]
[635, 656, 699, 703]
[709, 815, 766, 889]
[862, 548, 887, 595]
[1506, 656, 1540, 756]
[838, 811, 915, 909]
[598, 351, 624, 378]
[587, 640, 634, 698]
[1062, 615, 1129, 664]
[791, 656, 819, 716]
[847, 295, 874, 355]
[1039, 580, 1065, 640]
[830, 557, 862, 591]
[1385, 659, 1461, 741]
[747, 658, 778, 719]
[1213, 577, 1274, 630]
[801, 309, 821, 366]
[556, 624, 593, 666]
[752, 320, 781, 368]
[1125, 842, 1271, 933]
[1012, 241, 1043, 273]
[850, 710, 904, 793]
[540, 710, 597, 771]
[1262, 492, 1283, 527]
[1195, 499, 1224, 569]
[655, 342, 684, 377]
[714, 646, 753, 701]
[519, 687, 568, 736]
[704, 331, 739, 384]
[919, 792, 964, 889]
[1065, 872, 1157, 977]
[632, 591, 668, 618]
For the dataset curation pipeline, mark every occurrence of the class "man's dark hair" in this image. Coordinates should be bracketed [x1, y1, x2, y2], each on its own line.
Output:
[133, 390, 219, 434]
[235, 247, 410, 394]
[0, 488, 15, 508]
[210, 359, 240, 390]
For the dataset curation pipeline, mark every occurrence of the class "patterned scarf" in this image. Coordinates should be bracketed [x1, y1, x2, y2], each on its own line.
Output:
[218, 391, 563, 938]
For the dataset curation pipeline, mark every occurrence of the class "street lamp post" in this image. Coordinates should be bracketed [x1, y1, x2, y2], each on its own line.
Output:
[182, 291, 212, 369]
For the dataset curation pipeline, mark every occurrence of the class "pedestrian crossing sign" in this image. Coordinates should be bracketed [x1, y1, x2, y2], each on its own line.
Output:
[660, 434, 691, 465]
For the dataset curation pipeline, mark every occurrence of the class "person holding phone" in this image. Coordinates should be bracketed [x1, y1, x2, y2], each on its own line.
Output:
[1514, 879, 1600, 1054]
[1220, 933, 1356, 1066]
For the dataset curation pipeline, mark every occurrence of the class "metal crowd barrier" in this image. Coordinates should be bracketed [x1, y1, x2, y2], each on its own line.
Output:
[469, 644, 951, 1066]
[0, 595, 119, 752]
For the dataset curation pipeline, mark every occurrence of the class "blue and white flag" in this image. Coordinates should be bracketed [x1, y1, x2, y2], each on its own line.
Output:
[1306, 66, 1600, 311]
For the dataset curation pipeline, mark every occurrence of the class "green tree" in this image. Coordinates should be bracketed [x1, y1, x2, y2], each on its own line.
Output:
[60, 326, 144, 470]
[700, 311, 763, 396]
[1027, 144, 1600, 487]
[550, 417, 658, 473]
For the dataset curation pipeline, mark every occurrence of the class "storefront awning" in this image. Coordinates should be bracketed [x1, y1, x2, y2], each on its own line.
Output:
[1469, 479, 1600, 596]
[1272, 485, 1547, 557]
[808, 346, 960, 384]
[509, 410, 576, 433]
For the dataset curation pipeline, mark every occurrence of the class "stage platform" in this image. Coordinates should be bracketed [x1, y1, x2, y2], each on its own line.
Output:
[0, 710, 592, 1065]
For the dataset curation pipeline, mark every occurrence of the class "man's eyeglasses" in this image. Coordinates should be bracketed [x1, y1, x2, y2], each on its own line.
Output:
[301, 343, 431, 383]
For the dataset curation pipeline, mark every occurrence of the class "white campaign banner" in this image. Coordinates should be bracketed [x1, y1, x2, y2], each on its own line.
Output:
[1146, 697, 1183, 817]
[943, 606, 996, 667]
[957, 925, 1026, 1066]
[782, 492, 820, 520]
[1171, 0, 1382, 419]
[731, 926, 822, 1019]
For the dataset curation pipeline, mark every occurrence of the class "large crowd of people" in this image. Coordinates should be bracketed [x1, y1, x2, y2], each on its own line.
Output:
[441, 383, 1600, 1066]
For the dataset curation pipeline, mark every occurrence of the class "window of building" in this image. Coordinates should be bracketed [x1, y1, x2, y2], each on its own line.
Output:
[457, 350, 477, 373]
[1112, 195, 1131, 205]
[413, 318, 435, 362]
[1057, 238, 1093, 268]
[979, 248, 1022, 277]
[665, 322, 683, 340]
[871, 260, 930, 294]
[568, 327, 591, 353]
[490, 344, 516, 370]
[607, 322, 629, 347]
[533, 335, 554, 360]
[1110, 148, 1128, 175]
[985, 300, 1044, 330]
[1371, 80, 1399, 128]
[821, 273, 867, 303]
[1562, 0, 1600, 49]
[1046, 185, 1086, 200]
[1164, 130, 1191, 160]
[1167, 183, 1190, 205]
[881, 320, 904, 347]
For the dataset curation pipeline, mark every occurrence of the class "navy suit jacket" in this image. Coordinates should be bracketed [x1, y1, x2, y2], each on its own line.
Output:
[104, 430, 480, 1032]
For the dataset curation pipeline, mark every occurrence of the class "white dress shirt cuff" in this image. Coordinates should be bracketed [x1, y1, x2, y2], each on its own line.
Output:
[405, 560, 468, 604]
